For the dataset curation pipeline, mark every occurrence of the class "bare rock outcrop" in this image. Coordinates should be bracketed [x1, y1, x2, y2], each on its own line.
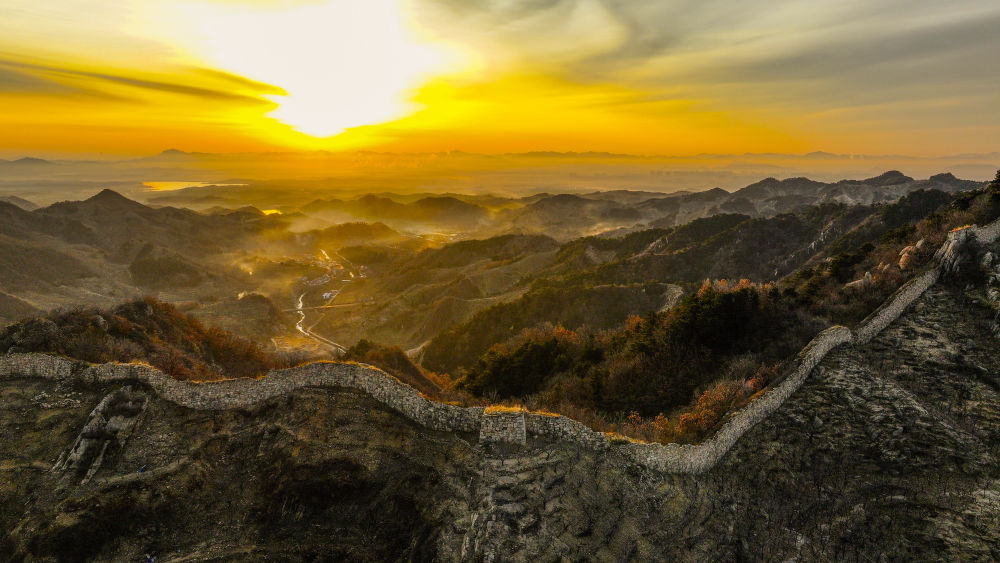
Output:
[52, 386, 146, 484]
[936, 228, 984, 281]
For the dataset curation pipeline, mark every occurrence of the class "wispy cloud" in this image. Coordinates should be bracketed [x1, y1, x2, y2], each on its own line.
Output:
[0, 65, 76, 94]
[423, 0, 1000, 87]
[411, 0, 1000, 151]
[0, 57, 281, 104]
[1, 0, 998, 155]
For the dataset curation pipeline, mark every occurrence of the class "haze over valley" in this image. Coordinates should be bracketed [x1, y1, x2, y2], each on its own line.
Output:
[0, 161, 986, 342]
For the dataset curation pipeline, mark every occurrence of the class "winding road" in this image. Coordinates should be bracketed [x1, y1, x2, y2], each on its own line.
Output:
[291, 248, 375, 355]
[294, 290, 347, 354]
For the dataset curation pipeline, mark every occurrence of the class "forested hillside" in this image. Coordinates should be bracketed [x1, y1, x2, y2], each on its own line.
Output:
[421, 173, 1000, 443]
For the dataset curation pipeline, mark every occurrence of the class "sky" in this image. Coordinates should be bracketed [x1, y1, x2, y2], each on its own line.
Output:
[2, 0, 999, 158]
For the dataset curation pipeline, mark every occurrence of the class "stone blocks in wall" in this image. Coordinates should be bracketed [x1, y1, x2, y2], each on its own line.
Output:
[524, 413, 608, 450]
[853, 268, 939, 344]
[973, 218, 1000, 244]
[0, 353, 76, 380]
[480, 411, 527, 445]
[0, 354, 485, 433]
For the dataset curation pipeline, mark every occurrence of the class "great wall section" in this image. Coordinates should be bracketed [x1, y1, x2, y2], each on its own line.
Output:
[3, 218, 999, 476]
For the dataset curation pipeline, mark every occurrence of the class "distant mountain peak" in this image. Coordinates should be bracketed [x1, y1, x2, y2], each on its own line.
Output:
[231, 206, 265, 216]
[0, 195, 39, 211]
[543, 193, 588, 203]
[88, 188, 131, 202]
[158, 149, 188, 156]
[355, 194, 392, 203]
[928, 172, 959, 184]
[84, 189, 146, 210]
[863, 170, 913, 186]
[8, 157, 50, 166]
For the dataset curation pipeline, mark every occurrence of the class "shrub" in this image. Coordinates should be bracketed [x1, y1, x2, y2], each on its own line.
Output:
[785, 174, 1000, 326]
[0, 297, 288, 380]
[344, 339, 442, 398]
[463, 335, 574, 398]
[458, 279, 819, 426]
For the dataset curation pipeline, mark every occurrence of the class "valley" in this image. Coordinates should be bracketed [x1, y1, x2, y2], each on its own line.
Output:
[1, 168, 996, 431]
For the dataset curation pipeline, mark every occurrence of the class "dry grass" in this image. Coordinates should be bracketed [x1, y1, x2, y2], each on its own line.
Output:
[484, 404, 526, 414]
[604, 431, 642, 444]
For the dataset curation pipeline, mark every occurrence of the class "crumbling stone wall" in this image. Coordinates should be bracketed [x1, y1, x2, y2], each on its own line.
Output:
[593, 325, 854, 473]
[4, 216, 1000, 474]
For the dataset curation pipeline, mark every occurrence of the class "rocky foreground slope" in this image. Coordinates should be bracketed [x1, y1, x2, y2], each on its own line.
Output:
[2, 239, 1000, 561]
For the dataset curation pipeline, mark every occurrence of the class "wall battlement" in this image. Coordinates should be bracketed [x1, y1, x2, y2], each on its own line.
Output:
[3, 217, 998, 475]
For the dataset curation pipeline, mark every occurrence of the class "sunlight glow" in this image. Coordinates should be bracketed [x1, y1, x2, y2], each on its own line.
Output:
[4, 0, 995, 156]
[163, 0, 460, 138]
[144, 181, 248, 191]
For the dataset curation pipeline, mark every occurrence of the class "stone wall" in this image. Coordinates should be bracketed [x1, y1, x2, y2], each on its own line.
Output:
[853, 269, 939, 345]
[0, 354, 484, 434]
[480, 411, 527, 445]
[540, 325, 856, 474]
[524, 413, 609, 451]
[4, 215, 1000, 475]
[973, 219, 1000, 244]
[526, 215, 1000, 471]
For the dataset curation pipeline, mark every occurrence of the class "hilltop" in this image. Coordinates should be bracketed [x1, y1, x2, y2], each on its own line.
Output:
[0, 195, 38, 211]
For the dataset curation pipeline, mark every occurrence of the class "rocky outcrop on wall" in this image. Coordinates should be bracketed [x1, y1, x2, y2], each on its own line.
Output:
[935, 227, 983, 280]
[855, 225, 1000, 345]
[973, 219, 1000, 243]
[4, 216, 1000, 476]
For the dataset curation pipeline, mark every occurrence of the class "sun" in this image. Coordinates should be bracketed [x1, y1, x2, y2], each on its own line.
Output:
[158, 0, 458, 138]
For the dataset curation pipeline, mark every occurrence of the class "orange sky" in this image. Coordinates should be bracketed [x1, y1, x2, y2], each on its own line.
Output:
[2, 0, 999, 158]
